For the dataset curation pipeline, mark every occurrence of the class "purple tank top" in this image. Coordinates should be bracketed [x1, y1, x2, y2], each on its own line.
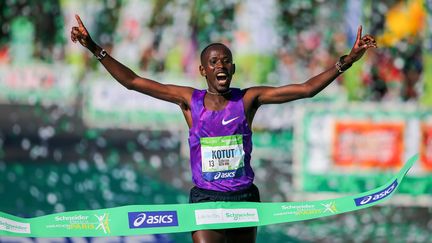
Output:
[188, 88, 254, 192]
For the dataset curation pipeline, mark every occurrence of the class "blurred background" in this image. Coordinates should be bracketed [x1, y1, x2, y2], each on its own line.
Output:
[0, 0, 431, 242]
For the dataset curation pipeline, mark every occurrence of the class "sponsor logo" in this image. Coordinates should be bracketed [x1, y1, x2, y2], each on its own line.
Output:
[274, 202, 338, 216]
[203, 169, 244, 182]
[55, 215, 89, 222]
[94, 213, 110, 234]
[195, 208, 259, 225]
[128, 211, 178, 228]
[213, 171, 236, 180]
[222, 117, 239, 125]
[354, 180, 398, 206]
[0, 217, 31, 234]
[46, 213, 110, 234]
[321, 202, 337, 213]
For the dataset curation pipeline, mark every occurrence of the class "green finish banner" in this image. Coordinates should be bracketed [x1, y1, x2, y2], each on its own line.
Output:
[0, 155, 417, 238]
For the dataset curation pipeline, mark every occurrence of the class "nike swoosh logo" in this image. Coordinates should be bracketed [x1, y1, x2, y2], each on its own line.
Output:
[222, 116, 239, 125]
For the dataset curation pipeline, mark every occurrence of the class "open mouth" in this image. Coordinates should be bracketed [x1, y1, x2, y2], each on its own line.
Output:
[216, 73, 228, 83]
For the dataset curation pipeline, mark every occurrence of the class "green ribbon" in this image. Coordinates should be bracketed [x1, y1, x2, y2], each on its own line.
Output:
[0, 154, 417, 238]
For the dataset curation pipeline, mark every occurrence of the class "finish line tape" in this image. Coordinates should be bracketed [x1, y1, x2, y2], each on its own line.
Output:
[0, 154, 418, 238]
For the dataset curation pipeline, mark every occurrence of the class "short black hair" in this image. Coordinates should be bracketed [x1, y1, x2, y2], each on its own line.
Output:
[200, 43, 232, 65]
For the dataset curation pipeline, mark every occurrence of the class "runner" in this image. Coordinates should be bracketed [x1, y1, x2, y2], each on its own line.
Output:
[71, 14, 376, 243]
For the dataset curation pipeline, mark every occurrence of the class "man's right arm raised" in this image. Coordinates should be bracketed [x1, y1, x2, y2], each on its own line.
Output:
[70, 14, 193, 106]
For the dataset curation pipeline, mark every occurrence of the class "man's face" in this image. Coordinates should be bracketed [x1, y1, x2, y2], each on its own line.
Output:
[200, 45, 235, 93]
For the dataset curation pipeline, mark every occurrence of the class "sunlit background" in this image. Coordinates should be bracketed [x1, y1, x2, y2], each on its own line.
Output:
[0, 0, 431, 242]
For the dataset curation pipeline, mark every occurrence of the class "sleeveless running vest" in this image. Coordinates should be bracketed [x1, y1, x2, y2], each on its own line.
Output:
[188, 88, 254, 192]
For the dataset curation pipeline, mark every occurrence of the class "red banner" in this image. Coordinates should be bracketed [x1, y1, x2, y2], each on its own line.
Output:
[332, 121, 404, 169]
[420, 124, 432, 171]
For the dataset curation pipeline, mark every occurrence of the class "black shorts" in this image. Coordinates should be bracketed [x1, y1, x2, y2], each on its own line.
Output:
[189, 184, 260, 203]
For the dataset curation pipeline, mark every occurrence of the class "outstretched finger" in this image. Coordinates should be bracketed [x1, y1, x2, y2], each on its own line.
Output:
[355, 25, 363, 45]
[75, 14, 85, 28]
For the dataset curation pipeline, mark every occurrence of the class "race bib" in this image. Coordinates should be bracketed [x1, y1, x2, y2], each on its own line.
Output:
[200, 135, 245, 181]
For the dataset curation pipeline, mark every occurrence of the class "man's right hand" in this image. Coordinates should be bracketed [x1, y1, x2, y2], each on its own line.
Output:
[71, 14, 95, 51]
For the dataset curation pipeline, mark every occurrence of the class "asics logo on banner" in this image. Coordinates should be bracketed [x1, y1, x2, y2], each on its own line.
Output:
[214, 171, 236, 180]
[133, 213, 147, 227]
[222, 116, 239, 125]
[354, 180, 398, 206]
[128, 211, 178, 228]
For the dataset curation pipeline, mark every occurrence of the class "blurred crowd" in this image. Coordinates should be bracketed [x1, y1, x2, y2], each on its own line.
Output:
[0, 0, 430, 103]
